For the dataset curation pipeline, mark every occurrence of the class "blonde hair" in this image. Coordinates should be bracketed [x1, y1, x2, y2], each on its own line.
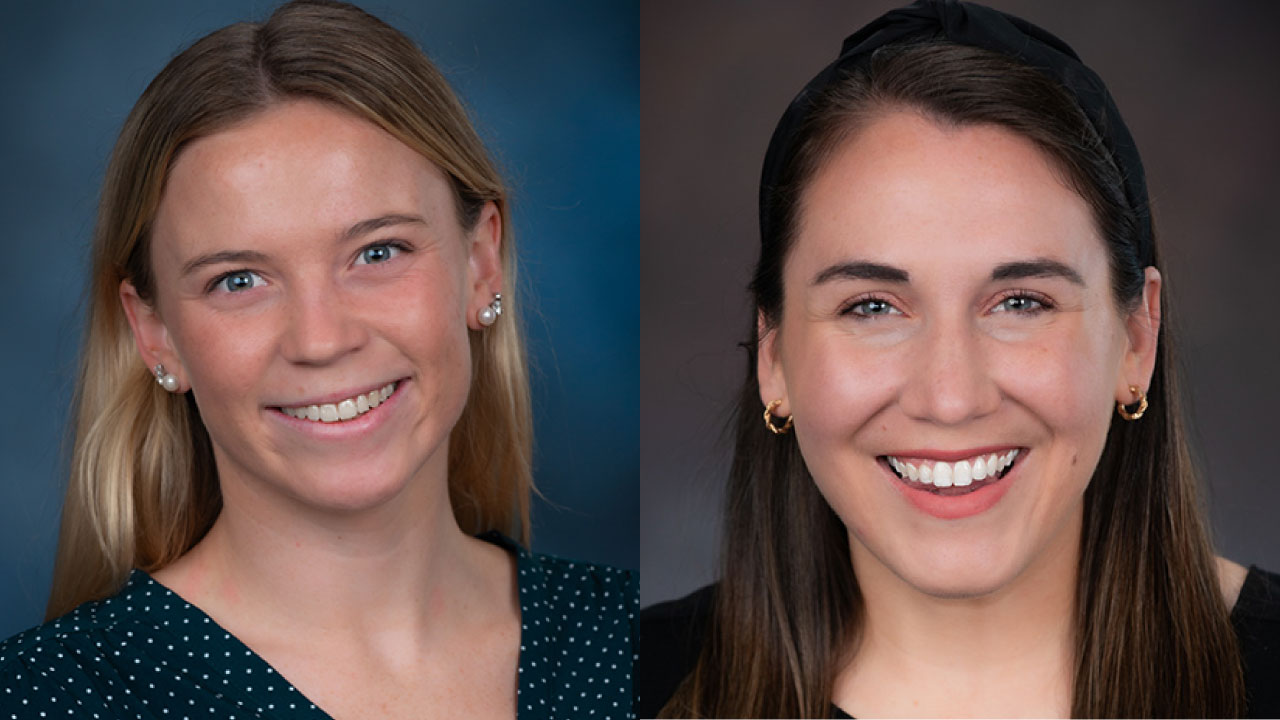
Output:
[47, 0, 533, 620]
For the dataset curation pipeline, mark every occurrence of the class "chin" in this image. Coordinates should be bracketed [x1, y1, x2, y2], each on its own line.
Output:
[902, 569, 1012, 600]
[281, 458, 423, 514]
[873, 536, 1024, 600]
[310, 480, 407, 513]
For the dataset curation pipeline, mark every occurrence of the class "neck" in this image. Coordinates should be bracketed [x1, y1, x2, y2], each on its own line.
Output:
[835, 508, 1081, 717]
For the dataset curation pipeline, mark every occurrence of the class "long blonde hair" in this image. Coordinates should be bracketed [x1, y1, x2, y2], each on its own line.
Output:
[47, 0, 533, 620]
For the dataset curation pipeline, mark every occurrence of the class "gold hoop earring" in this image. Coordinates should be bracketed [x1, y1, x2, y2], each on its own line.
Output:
[1117, 384, 1148, 421]
[763, 399, 793, 435]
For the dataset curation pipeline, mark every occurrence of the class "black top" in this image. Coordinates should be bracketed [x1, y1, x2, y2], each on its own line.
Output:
[637, 566, 1280, 719]
[0, 532, 637, 719]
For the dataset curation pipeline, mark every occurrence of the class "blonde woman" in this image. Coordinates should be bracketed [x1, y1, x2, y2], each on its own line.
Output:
[0, 2, 635, 718]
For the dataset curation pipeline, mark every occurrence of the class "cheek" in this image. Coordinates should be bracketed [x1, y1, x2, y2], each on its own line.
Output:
[394, 273, 468, 364]
[172, 310, 279, 412]
[992, 317, 1121, 443]
[380, 258, 474, 407]
[782, 325, 901, 443]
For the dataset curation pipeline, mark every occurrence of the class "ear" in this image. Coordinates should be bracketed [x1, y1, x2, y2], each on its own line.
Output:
[756, 310, 791, 417]
[465, 201, 504, 330]
[1116, 266, 1162, 404]
[120, 281, 187, 391]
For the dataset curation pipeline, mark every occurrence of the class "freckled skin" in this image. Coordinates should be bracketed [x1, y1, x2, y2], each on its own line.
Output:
[758, 110, 1159, 598]
[137, 100, 496, 515]
[120, 100, 516, 720]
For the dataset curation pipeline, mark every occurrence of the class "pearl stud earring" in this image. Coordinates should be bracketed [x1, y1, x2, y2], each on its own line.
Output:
[478, 293, 503, 327]
[153, 364, 179, 393]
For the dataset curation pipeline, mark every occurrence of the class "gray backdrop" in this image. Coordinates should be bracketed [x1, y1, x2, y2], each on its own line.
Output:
[0, 1, 638, 639]
[641, 0, 1280, 607]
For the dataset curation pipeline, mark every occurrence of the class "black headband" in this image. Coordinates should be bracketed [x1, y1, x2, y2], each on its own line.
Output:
[760, 0, 1154, 267]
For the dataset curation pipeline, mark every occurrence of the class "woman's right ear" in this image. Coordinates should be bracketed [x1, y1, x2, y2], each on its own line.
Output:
[119, 281, 187, 388]
[756, 310, 790, 416]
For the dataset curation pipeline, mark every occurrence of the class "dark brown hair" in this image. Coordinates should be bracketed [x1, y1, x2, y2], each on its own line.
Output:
[662, 41, 1243, 718]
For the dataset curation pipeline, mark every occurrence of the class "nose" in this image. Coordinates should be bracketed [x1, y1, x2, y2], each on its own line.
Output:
[898, 316, 1000, 425]
[280, 283, 368, 366]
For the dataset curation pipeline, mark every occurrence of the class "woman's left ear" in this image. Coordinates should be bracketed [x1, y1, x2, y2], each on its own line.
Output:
[466, 201, 503, 330]
[1117, 266, 1162, 401]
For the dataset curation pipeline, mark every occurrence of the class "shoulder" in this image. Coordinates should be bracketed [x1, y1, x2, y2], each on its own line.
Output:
[639, 582, 715, 640]
[636, 583, 717, 720]
[480, 531, 638, 621]
[1229, 564, 1280, 716]
[0, 574, 153, 714]
[1217, 555, 1250, 608]
[1230, 563, 1280, 643]
[1, 573, 144, 668]
[522, 548, 638, 609]
[495, 538, 638, 718]
[515, 546, 639, 635]
[515, 546, 637, 657]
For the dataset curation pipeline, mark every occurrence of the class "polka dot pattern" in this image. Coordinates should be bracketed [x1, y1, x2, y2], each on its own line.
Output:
[485, 533, 637, 720]
[0, 533, 637, 719]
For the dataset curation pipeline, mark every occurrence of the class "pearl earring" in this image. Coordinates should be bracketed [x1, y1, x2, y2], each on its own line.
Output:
[478, 293, 503, 327]
[153, 364, 179, 393]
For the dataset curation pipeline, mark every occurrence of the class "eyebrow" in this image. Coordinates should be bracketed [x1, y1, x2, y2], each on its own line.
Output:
[338, 213, 427, 244]
[811, 261, 910, 286]
[179, 213, 429, 277]
[179, 250, 269, 278]
[810, 257, 1086, 287]
[990, 258, 1085, 286]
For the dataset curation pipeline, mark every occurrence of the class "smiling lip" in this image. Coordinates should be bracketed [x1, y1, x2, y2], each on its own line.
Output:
[268, 377, 408, 437]
[270, 378, 407, 408]
[885, 445, 1020, 462]
[881, 447, 1025, 520]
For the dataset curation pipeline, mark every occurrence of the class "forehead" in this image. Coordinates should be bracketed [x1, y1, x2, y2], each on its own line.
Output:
[154, 99, 449, 252]
[792, 110, 1104, 277]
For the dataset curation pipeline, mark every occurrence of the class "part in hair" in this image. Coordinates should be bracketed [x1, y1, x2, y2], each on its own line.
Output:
[48, 0, 533, 620]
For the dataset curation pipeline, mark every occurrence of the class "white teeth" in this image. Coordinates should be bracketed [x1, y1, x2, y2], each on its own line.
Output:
[281, 382, 397, 424]
[972, 456, 988, 480]
[933, 462, 953, 488]
[337, 399, 358, 421]
[886, 449, 1020, 487]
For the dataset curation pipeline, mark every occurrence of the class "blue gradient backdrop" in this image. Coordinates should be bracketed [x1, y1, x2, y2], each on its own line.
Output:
[0, 1, 638, 639]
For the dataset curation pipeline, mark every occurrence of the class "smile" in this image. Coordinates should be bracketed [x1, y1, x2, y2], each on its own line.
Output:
[277, 382, 398, 423]
[881, 449, 1021, 495]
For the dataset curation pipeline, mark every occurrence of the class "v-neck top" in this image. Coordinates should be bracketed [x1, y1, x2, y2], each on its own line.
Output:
[0, 532, 637, 719]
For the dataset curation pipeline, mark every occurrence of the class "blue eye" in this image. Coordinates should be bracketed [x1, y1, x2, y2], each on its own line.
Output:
[992, 295, 1048, 314]
[356, 243, 402, 265]
[844, 297, 902, 318]
[216, 270, 263, 293]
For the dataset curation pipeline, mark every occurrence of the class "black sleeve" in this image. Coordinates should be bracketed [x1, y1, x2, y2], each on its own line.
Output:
[1233, 566, 1280, 718]
[635, 584, 716, 719]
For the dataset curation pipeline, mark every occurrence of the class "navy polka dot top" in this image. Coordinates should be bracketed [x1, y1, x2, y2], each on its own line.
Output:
[0, 533, 637, 719]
